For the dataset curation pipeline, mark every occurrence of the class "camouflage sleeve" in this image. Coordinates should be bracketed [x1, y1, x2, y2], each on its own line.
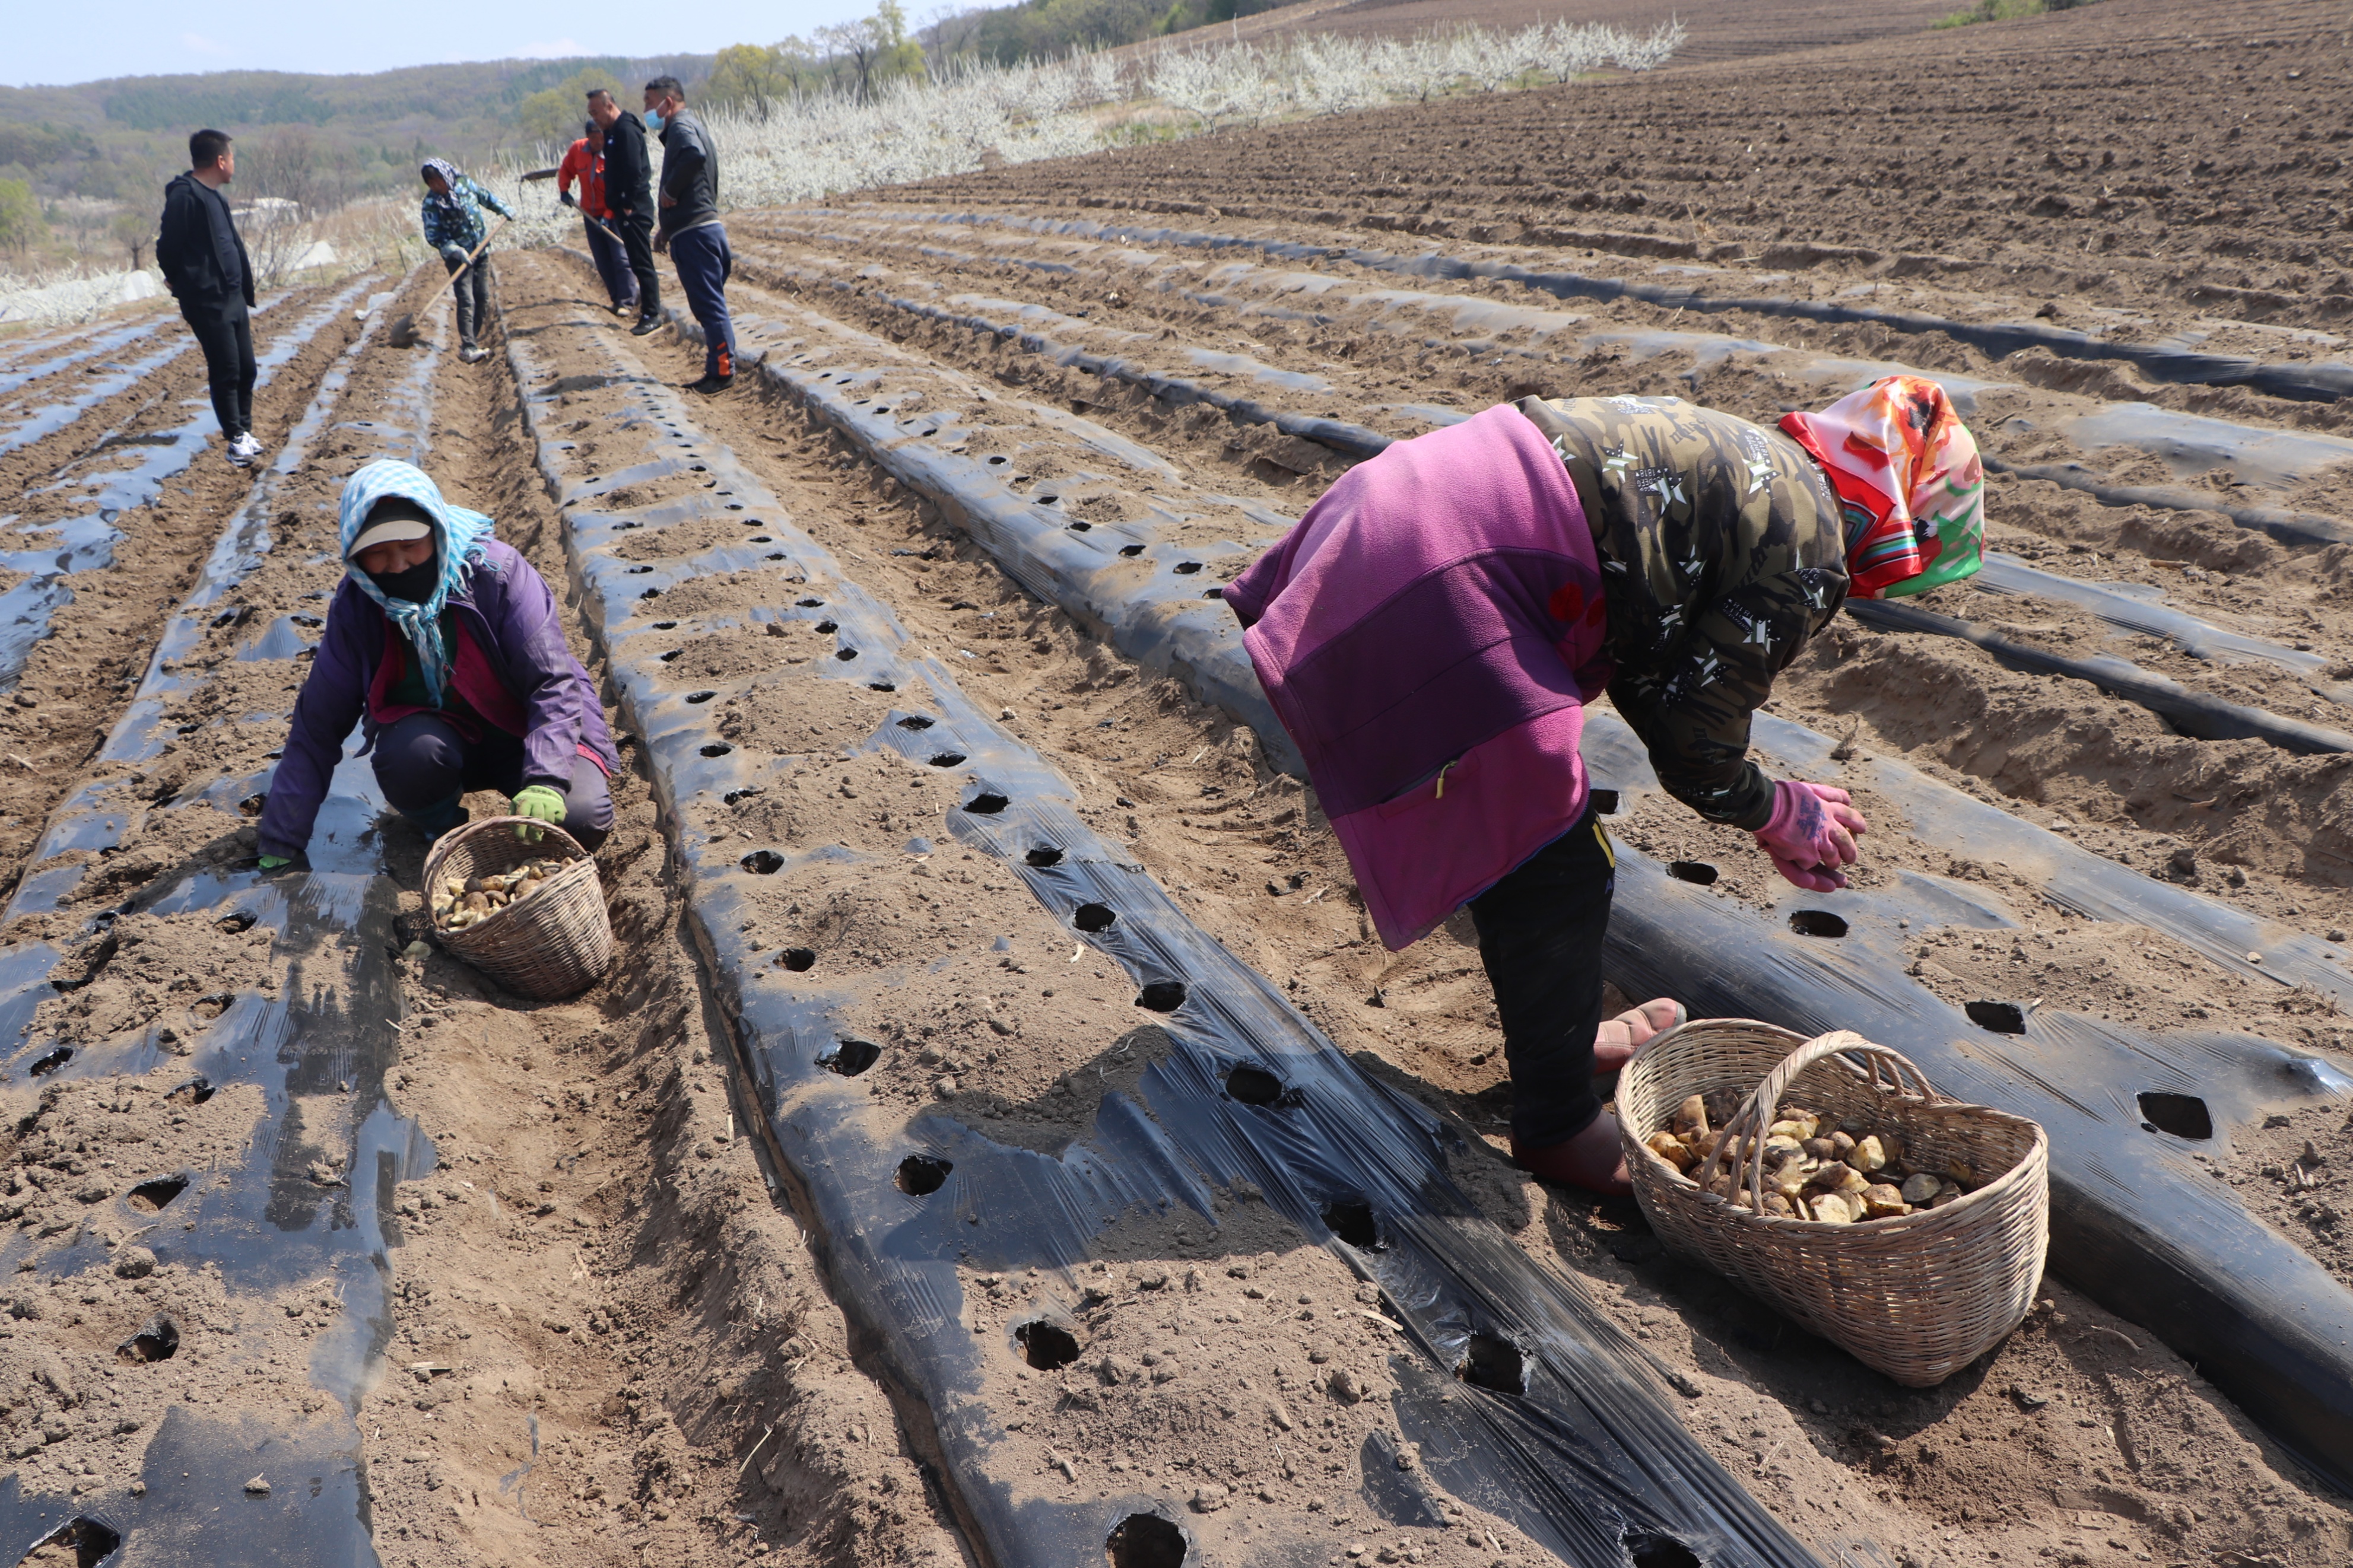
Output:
[1511, 396, 1847, 832]
[1608, 560, 1845, 829]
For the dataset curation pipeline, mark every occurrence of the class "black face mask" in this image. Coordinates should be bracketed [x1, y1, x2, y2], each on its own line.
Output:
[367, 555, 439, 605]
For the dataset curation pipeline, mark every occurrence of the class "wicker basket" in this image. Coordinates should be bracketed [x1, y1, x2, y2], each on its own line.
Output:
[1617, 1020, 2047, 1386]
[421, 816, 613, 1001]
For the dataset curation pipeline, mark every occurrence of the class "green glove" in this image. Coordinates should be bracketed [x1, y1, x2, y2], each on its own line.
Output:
[258, 854, 293, 872]
[510, 784, 566, 842]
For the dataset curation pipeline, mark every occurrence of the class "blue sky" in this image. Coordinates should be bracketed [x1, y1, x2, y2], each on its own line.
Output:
[9, 0, 885, 88]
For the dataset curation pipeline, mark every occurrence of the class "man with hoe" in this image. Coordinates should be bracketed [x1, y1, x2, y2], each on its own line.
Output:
[556, 118, 637, 317]
[643, 75, 735, 393]
[156, 129, 261, 468]
[586, 87, 661, 337]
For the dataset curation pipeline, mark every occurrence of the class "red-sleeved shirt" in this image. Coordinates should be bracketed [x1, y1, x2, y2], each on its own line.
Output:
[555, 139, 610, 220]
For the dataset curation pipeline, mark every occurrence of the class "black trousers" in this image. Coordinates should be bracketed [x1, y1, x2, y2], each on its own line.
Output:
[1466, 808, 1617, 1150]
[179, 293, 255, 438]
[444, 252, 491, 348]
[612, 207, 659, 317]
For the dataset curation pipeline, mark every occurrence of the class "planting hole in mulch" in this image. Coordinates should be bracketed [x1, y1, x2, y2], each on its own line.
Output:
[1106, 1513, 1188, 1568]
[1225, 1063, 1282, 1105]
[1966, 1000, 2028, 1034]
[1016, 1320, 1081, 1370]
[1457, 1333, 1527, 1396]
[126, 1175, 188, 1213]
[823, 1038, 880, 1076]
[2139, 1092, 2214, 1140]
[1322, 1199, 1381, 1249]
[116, 1315, 180, 1364]
[896, 1154, 952, 1195]
[1624, 1532, 1704, 1568]
[1136, 980, 1186, 1013]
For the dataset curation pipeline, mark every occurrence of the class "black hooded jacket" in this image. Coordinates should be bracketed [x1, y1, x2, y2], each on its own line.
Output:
[156, 171, 254, 307]
[600, 111, 654, 217]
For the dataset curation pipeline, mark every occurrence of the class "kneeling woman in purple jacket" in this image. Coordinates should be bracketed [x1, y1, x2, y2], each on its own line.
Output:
[257, 459, 618, 867]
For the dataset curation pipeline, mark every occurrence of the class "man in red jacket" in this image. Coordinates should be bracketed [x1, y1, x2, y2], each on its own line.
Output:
[556, 120, 637, 317]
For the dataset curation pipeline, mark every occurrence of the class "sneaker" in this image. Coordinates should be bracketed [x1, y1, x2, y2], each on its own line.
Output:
[630, 314, 662, 337]
[460, 345, 489, 364]
[687, 373, 734, 395]
[224, 432, 261, 467]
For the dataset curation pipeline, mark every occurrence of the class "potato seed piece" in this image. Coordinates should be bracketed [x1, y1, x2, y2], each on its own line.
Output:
[1860, 1182, 1909, 1219]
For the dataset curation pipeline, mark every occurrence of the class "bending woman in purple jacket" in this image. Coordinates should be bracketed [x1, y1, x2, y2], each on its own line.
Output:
[1224, 381, 1983, 1196]
[257, 460, 619, 867]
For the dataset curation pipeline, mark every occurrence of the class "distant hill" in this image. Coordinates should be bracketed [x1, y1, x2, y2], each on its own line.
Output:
[0, 53, 716, 206]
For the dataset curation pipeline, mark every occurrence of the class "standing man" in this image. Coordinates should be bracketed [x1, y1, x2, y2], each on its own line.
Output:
[156, 129, 261, 467]
[587, 88, 660, 338]
[557, 120, 636, 317]
[643, 75, 734, 393]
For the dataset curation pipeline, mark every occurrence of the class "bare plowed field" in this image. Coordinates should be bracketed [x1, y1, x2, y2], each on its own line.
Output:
[912, 0, 2353, 365]
[7, 1, 2353, 1564]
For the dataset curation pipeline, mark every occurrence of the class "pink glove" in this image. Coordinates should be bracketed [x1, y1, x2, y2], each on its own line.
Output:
[1754, 780, 1868, 892]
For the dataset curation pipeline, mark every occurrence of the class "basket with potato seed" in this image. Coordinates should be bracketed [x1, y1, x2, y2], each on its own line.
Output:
[1617, 1019, 2047, 1386]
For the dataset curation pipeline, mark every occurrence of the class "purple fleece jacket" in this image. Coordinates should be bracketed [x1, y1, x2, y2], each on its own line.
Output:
[258, 539, 617, 860]
[1222, 405, 1611, 951]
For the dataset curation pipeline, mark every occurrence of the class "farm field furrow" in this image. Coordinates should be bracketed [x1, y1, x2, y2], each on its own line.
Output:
[6, 0, 2353, 1562]
[0, 281, 380, 900]
[903, 0, 2353, 355]
[540, 239, 2353, 1567]
[722, 218, 2353, 910]
[0, 266, 985, 1568]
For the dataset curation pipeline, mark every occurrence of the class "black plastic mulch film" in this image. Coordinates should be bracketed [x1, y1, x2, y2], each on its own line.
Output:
[504, 319, 1837, 1568]
[637, 279, 2353, 1492]
[732, 237, 2353, 755]
[809, 208, 2353, 406]
[744, 219, 2353, 551]
[0, 278, 434, 1568]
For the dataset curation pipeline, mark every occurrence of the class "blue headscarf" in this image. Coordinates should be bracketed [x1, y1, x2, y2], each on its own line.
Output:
[338, 459, 498, 708]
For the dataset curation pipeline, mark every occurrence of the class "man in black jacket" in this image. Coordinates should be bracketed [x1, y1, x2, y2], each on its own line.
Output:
[644, 75, 733, 393]
[155, 129, 262, 467]
[587, 89, 661, 337]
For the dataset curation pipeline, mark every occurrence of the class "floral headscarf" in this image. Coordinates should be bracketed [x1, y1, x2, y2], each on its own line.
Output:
[337, 460, 498, 707]
[1780, 376, 1984, 600]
